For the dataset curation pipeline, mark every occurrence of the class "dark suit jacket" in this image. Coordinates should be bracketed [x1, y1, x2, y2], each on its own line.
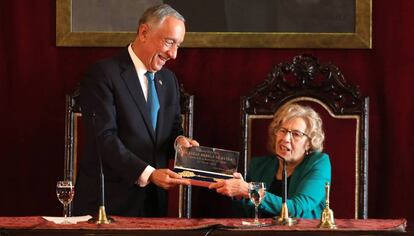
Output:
[73, 47, 183, 217]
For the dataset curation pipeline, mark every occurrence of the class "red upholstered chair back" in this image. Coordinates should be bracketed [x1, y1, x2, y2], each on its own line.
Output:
[240, 54, 369, 219]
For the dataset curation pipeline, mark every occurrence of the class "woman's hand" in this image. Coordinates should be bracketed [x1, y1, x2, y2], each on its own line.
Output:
[209, 172, 249, 198]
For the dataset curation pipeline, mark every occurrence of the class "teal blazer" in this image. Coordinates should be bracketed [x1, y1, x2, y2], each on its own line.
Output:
[236, 152, 331, 219]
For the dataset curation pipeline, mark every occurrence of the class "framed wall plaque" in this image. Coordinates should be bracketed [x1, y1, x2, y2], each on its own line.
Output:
[56, 0, 371, 48]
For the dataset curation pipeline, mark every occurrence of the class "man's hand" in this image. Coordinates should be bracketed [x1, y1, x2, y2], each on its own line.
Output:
[149, 169, 191, 190]
[175, 136, 199, 150]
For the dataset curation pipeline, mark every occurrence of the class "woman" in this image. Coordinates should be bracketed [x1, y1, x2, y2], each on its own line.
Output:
[209, 103, 331, 219]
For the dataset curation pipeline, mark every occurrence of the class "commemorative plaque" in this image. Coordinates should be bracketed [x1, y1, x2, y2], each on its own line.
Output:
[173, 146, 239, 187]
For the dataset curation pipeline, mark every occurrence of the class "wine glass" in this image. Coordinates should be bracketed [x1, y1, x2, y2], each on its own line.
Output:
[56, 180, 75, 224]
[248, 182, 266, 224]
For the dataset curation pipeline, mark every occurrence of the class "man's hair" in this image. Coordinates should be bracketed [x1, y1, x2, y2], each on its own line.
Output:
[138, 4, 185, 27]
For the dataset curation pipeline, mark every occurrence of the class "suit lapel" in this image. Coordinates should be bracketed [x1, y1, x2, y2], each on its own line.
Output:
[118, 51, 156, 140]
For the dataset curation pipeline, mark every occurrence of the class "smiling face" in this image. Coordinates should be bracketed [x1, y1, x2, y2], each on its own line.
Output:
[274, 117, 310, 165]
[135, 16, 185, 72]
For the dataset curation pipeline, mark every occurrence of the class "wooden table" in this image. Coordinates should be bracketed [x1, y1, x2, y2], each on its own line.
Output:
[0, 216, 407, 236]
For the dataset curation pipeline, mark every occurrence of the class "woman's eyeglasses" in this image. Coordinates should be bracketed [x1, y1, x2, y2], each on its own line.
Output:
[275, 127, 309, 141]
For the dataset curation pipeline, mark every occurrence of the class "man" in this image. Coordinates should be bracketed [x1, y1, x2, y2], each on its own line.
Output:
[73, 4, 198, 217]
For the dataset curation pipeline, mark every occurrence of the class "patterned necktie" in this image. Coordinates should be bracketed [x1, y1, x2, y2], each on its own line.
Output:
[145, 71, 160, 130]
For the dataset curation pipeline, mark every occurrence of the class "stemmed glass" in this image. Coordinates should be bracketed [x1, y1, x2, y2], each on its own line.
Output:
[248, 182, 266, 225]
[56, 180, 75, 224]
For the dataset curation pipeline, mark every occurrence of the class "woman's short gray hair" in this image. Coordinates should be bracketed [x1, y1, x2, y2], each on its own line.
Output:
[138, 4, 185, 27]
[268, 102, 325, 153]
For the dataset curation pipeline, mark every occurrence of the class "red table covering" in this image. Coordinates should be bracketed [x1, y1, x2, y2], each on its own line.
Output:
[0, 216, 407, 232]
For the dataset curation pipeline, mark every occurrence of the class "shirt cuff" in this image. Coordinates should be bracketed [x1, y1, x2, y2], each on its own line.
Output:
[137, 165, 155, 187]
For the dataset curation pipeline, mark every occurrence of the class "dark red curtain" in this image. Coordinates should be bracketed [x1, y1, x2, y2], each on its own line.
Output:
[1, 0, 413, 229]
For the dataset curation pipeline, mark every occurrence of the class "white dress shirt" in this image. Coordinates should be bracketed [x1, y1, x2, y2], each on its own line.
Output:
[127, 44, 155, 187]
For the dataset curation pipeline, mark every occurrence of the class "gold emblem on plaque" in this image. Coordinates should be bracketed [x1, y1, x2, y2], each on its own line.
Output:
[178, 171, 223, 182]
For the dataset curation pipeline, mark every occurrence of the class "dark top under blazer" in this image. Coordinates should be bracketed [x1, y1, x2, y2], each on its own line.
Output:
[73, 47, 183, 217]
[234, 152, 331, 219]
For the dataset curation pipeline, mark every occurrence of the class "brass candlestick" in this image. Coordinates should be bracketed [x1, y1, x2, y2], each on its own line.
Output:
[318, 182, 337, 229]
[88, 113, 114, 225]
[88, 206, 114, 224]
[276, 202, 298, 226]
[86, 163, 114, 224]
[275, 159, 297, 226]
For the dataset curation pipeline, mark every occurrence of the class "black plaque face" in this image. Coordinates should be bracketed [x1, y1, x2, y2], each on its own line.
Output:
[173, 146, 239, 186]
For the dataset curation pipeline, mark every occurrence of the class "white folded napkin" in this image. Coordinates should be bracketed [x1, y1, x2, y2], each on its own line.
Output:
[42, 215, 92, 224]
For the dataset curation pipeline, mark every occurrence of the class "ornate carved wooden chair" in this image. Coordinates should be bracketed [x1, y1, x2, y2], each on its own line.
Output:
[240, 54, 369, 219]
[63, 85, 194, 218]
